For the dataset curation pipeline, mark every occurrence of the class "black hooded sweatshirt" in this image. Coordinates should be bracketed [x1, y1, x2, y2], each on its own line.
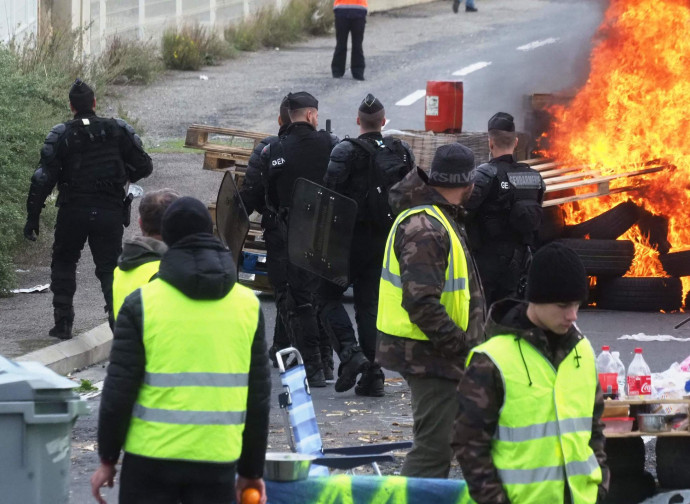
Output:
[98, 233, 271, 479]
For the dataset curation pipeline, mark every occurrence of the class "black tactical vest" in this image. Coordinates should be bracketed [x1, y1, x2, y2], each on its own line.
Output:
[60, 117, 127, 201]
[478, 159, 544, 246]
[267, 124, 334, 210]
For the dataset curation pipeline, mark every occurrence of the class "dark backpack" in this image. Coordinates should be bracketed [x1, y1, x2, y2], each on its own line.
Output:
[343, 137, 412, 231]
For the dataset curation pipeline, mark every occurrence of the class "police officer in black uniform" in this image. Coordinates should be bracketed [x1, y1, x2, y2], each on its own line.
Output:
[240, 95, 292, 368]
[320, 94, 415, 396]
[465, 112, 545, 308]
[24, 79, 153, 340]
[259, 91, 339, 387]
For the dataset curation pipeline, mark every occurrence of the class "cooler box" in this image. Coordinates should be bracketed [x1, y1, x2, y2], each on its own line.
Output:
[425, 81, 463, 133]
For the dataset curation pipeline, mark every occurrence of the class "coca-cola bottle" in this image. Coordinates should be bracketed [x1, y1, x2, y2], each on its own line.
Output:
[627, 348, 652, 399]
[596, 346, 619, 399]
[612, 351, 627, 400]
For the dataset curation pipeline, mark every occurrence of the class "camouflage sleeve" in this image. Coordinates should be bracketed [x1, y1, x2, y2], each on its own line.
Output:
[394, 213, 467, 354]
[465, 163, 497, 212]
[240, 139, 269, 215]
[591, 381, 610, 502]
[452, 353, 510, 504]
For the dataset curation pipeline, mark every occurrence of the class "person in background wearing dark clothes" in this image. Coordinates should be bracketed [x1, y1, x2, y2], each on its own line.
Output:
[239, 95, 292, 368]
[376, 144, 486, 478]
[453, 242, 609, 504]
[112, 188, 180, 319]
[320, 94, 415, 396]
[331, 0, 368, 80]
[24, 79, 153, 339]
[465, 112, 545, 307]
[260, 92, 339, 387]
[91, 197, 271, 504]
[452, 0, 477, 13]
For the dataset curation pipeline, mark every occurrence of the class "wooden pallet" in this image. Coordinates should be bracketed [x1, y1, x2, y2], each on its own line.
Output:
[185, 124, 269, 150]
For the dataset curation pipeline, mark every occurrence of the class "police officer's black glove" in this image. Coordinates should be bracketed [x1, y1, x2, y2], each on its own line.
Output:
[23, 216, 39, 241]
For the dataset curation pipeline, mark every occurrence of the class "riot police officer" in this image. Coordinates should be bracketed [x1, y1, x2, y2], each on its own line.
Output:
[259, 91, 339, 387]
[24, 79, 153, 339]
[320, 94, 415, 396]
[465, 112, 545, 307]
[240, 95, 292, 368]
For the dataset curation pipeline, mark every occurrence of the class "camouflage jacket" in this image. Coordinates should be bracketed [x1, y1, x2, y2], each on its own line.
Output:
[376, 168, 487, 382]
[452, 299, 609, 504]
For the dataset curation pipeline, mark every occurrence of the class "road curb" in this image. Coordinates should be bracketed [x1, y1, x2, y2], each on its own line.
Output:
[15, 323, 112, 375]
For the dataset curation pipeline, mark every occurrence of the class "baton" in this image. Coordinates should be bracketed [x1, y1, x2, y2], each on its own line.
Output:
[326, 119, 331, 133]
[675, 316, 690, 330]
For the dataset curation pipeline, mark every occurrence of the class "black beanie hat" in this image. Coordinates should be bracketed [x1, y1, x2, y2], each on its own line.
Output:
[161, 197, 214, 246]
[428, 143, 476, 187]
[69, 79, 95, 113]
[527, 242, 588, 303]
[488, 112, 515, 132]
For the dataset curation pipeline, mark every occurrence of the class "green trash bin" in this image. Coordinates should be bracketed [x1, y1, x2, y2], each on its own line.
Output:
[0, 355, 89, 504]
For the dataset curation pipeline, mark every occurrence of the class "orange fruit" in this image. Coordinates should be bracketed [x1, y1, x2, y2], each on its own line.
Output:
[242, 487, 261, 504]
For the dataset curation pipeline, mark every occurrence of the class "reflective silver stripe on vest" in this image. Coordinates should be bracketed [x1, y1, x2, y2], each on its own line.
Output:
[495, 416, 592, 442]
[497, 453, 599, 484]
[381, 205, 466, 292]
[133, 404, 247, 425]
[144, 372, 249, 388]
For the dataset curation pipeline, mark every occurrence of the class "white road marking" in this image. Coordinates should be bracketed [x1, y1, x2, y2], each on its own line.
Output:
[452, 61, 492, 76]
[395, 89, 426, 106]
[517, 37, 560, 51]
[383, 119, 391, 129]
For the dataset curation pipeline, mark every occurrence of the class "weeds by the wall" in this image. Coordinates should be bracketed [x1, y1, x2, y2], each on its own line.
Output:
[226, 0, 333, 51]
[101, 36, 163, 84]
[162, 25, 234, 70]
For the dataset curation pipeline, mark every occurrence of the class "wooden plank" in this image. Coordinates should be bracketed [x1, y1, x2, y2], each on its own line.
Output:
[522, 158, 550, 166]
[544, 165, 664, 193]
[542, 185, 645, 207]
[606, 430, 690, 438]
[544, 170, 600, 185]
[541, 165, 592, 179]
[185, 124, 269, 145]
[203, 152, 236, 171]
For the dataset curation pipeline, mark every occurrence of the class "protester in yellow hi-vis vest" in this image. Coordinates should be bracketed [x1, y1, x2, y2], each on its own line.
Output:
[453, 242, 609, 504]
[376, 143, 486, 478]
[91, 197, 271, 504]
[112, 188, 180, 319]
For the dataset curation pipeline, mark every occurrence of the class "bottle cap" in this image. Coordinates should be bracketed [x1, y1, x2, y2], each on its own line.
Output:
[602, 345, 610, 351]
[634, 347, 643, 353]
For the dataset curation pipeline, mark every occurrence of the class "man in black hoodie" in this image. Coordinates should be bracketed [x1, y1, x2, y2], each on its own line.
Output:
[452, 243, 608, 504]
[92, 197, 271, 504]
[112, 188, 180, 319]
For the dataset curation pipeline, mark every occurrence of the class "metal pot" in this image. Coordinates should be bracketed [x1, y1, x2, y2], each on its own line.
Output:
[264, 452, 315, 482]
[637, 413, 672, 433]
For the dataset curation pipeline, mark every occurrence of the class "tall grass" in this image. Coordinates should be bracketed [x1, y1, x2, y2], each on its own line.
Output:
[162, 25, 235, 70]
[225, 0, 334, 51]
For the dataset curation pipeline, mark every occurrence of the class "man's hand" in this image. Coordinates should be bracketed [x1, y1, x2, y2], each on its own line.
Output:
[90, 463, 117, 504]
[235, 475, 267, 504]
[23, 216, 39, 241]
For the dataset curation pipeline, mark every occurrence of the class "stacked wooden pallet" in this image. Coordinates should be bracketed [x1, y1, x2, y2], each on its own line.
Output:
[524, 158, 667, 207]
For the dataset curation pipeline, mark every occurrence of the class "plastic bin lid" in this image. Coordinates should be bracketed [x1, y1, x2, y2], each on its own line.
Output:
[0, 355, 78, 401]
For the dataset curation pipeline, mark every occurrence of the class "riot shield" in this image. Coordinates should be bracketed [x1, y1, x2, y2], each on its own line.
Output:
[216, 171, 250, 271]
[288, 178, 357, 287]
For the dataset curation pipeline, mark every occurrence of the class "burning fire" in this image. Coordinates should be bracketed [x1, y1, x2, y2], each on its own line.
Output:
[544, 0, 690, 301]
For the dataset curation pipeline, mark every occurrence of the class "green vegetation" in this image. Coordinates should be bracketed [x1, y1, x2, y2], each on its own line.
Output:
[225, 0, 333, 51]
[162, 25, 235, 71]
[75, 379, 99, 393]
[102, 36, 164, 84]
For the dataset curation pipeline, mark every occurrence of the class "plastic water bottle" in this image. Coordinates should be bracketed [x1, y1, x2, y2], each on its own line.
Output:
[596, 346, 619, 398]
[627, 348, 652, 399]
[612, 351, 626, 400]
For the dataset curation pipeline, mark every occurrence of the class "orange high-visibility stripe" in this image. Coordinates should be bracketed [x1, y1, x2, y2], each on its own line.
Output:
[334, 0, 368, 9]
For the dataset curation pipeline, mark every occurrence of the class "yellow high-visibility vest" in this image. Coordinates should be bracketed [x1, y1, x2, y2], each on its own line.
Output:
[123, 278, 260, 463]
[112, 261, 160, 319]
[376, 204, 470, 340]
[465, 335, 601, 504]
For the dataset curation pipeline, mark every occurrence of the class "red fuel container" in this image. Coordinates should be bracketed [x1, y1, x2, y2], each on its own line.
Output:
[425, 81, 463, 133]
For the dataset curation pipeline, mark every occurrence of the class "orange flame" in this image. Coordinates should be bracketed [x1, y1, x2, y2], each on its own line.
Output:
[544, 0, 690, 302]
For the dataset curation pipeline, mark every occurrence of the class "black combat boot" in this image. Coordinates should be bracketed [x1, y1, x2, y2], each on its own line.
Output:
[49, 307, 74, 340]
[321, 351, 335, 381]
[335, 349, 370, 393]
[305, 362, 327, 388]
[355, 364, 385, 397]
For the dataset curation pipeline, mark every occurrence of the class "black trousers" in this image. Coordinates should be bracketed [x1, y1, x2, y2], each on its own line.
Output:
[51, 205, 123, 316]
[331, 11, 366, 79]
[264, 219, 328, 366]
[119, 453, 236, 504]
[475, 245, 525, 308]
[318, 234, 383, 363]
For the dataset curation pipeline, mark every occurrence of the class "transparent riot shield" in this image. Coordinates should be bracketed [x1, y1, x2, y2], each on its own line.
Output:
[216, 171, 250, 271]
[288, 178, 357, 287]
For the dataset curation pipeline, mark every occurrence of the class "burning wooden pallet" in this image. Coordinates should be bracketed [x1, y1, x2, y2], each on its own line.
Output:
[527, 158, 668, 208]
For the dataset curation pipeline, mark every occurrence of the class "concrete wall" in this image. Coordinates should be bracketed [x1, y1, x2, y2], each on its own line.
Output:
[0, 0, 39, 43]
